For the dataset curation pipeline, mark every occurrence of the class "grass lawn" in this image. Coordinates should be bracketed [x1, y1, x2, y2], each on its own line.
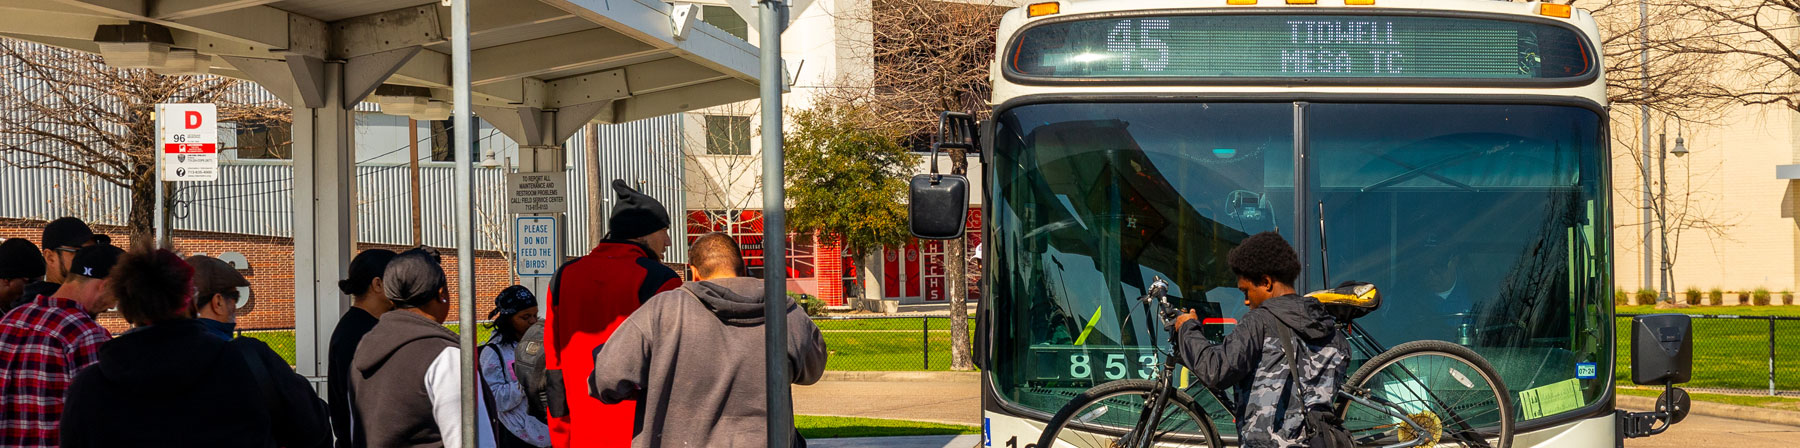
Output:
[1611, 313, 1800, 391]
[1616, 305, 1800, 317]
[1616, 387, 1800, 412]
[795, 415, 980, 439]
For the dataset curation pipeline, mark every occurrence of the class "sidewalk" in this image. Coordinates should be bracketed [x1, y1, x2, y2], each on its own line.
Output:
[793, 371, 982, 427]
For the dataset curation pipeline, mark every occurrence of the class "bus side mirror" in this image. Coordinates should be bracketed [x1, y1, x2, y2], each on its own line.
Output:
[910, 174, 969, 240]
[1630, 314, 1692, 386]
[912, 111, 977, 240]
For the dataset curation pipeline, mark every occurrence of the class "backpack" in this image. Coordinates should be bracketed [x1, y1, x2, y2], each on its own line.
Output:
[513, 321, 554, 420]
[1274, 324, 1355, 448]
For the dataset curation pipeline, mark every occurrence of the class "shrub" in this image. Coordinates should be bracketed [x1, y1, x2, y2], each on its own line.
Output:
[1736, 290, 1753, 305]
[1635, 288, 1659, 306]
[1753, 288, 1773, 306]
[1683, 287, 1703, 305]
[1614, 290, 1629, 306]
[1708, 288, 1724, 306]
[790, 292, 827, 316]
[1785, 290, 1795, 305]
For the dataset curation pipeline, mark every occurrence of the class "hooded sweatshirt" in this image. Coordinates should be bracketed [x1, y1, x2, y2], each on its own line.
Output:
[589, 276, 828, 448]
[1176, 294, 1349, 448]
[352, 310, 492, 448]
[59, 319, 331, 448]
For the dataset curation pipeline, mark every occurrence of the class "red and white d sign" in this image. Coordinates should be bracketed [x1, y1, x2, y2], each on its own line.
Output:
[157, 103, 219, 182]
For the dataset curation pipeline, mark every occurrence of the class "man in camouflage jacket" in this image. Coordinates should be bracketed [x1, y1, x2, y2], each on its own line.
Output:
[1175, 232, 1350, 448]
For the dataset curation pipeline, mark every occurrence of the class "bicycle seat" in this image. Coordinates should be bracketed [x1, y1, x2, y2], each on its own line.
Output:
[1305, 281, 1381, 323]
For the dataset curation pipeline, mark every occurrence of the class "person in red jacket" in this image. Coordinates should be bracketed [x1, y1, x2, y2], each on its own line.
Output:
[544, 180, 681, 448]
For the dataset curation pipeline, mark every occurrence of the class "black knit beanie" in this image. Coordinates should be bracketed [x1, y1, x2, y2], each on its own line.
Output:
[0, 238, 45, 279]
[607, 179, 670, 240]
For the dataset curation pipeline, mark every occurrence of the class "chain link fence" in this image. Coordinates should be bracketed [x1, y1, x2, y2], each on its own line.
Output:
[1617, 314, 1800, 396]
[241, 316, 980, 372]
[813, 315, 976, 371]
[239, 323, 494, 367]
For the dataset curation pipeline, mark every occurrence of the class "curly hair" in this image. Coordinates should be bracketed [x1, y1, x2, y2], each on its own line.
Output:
[1227, 231, 1300, 287]
[111, 244, 195, 325]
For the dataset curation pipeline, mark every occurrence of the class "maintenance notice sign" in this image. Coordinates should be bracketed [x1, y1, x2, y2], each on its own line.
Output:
[507, 172, 568, 214]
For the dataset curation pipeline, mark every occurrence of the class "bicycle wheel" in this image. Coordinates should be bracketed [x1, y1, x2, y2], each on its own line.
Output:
[1338, 340, 1514, 448]
[1036, 379, 1223, 448]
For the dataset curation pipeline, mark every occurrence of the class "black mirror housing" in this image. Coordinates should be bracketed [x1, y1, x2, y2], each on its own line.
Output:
[909, 174, 969, 240]
[1630, 314, 1693, 385]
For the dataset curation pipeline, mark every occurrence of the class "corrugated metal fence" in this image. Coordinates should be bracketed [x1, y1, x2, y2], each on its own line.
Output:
[1, 115, 688, 260]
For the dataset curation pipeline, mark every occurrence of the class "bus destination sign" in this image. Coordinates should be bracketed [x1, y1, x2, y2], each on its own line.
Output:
[1009, 15, 1592, 81]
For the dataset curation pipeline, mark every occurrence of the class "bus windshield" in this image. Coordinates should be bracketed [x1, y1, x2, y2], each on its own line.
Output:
[986, 102, 1613, 430]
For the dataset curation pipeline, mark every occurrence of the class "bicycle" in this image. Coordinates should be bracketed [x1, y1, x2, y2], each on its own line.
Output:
[1035, 277, 1515, 448]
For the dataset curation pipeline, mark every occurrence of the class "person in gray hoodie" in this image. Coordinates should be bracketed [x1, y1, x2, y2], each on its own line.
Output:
[590, 232, 828, 448]
[351, 248, 493, 448]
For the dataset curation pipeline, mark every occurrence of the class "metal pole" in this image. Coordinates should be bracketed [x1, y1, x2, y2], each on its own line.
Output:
[451, 0, 477, 445]
[1639, 0, 1654, 293]
[923, 317, 930, 370]
[154, 105, 166, 249]
[1772, 318, 1778, 396]
[759, 1, 791, 447]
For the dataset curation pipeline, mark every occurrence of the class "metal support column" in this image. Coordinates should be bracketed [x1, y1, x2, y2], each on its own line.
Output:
[292, 62, 356, 392]
[451, 0, 477, 445]
[759, 1, 791, 446]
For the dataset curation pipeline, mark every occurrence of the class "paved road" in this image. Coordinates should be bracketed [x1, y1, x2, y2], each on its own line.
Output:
[795, 376, 1800, 447]
[1627, 414, 1800, 448]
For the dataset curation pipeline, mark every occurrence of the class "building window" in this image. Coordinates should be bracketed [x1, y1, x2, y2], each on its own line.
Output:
[705, 115, 751, 156]
[702, 5, 749, 41]
[234, 122, 292, 160]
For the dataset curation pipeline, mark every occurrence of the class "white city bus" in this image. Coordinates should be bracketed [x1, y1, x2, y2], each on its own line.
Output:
[941, 0, 1675, 446]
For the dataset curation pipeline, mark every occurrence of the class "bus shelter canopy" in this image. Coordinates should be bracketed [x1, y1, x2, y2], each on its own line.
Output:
[0, 0, 762, 125]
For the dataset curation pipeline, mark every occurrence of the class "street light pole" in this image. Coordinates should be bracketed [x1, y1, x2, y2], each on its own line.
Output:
[1639, 0, 1654, 295]
[1658, 132, 1668, 302]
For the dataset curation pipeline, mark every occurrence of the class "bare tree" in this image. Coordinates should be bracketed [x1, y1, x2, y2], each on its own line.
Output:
[828, 0, 1007, 371]
[0, 39, 289, 246]
[676, 102, 767, 236]
[1576, 0, 1747, 294]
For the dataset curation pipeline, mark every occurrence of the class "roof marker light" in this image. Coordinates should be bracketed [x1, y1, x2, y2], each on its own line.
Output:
[1287, 0, 1318, 4]
[1228, 0, 1257, 5]
[1540, 3, 1572, 18]
[1027, 2, 1059, 17]
[1346, 0, 1375, 5]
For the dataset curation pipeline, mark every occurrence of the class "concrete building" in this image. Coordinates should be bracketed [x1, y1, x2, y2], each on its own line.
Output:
[676, 0, 1021, 309]
[1611, 102, 1800, 302]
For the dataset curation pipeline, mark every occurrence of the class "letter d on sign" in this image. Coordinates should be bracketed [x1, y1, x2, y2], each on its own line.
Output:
[185, 111, 203, 129]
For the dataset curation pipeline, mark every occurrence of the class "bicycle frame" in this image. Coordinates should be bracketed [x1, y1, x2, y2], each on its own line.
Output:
[1113, 277, 1468, 448]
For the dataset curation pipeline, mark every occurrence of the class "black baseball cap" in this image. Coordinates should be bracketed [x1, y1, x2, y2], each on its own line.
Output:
[41, 217, 94, 250]
[69, 244, 123, 280]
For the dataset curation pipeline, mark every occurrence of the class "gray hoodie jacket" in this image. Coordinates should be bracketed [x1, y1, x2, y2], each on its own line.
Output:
[589, 276, 828, 448]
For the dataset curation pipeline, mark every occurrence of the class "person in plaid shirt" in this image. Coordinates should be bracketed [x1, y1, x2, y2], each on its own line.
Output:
[0, 243, 119, 448]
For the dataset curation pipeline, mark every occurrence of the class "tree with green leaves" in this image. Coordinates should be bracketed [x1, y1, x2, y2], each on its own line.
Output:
[785, 99, 919, 280]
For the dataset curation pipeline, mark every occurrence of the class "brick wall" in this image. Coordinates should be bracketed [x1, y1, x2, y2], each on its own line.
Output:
[1, 219, 518, 333]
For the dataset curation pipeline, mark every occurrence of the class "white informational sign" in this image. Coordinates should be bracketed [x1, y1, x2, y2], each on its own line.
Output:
[507, 172, 568, 214]
[156, 103, 219, 182]
[515, 216, 558, 277]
